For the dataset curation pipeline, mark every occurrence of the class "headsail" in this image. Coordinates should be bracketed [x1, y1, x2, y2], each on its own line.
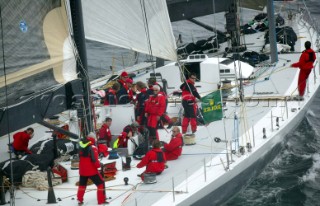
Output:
[82, 0, 177, 61]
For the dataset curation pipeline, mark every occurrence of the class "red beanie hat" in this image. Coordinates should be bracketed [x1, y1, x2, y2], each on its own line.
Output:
[120, 71, 128, 77]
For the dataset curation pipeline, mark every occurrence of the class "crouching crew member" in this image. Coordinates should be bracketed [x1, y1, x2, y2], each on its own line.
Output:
[12, 127, 34, 156]
[136, 140, 166, 181]
[77, 133, 106, 205]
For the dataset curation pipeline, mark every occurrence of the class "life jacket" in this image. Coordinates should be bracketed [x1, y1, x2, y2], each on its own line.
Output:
[104, 88, 117, 105]
[181, 79, 196, 101]
[79, 141, 96, 162]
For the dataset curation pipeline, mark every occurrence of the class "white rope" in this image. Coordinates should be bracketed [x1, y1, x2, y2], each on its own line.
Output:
[22, 170, 62, 191]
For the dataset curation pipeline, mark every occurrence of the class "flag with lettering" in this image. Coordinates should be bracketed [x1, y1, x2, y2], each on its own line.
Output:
[201, 91, 223, 123]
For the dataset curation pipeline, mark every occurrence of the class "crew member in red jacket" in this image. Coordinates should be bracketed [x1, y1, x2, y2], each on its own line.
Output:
[163, 127, 183, 161]
[147, 78, 173, 129]
[117, 71, 129, 89]
[145, 85, 166, 142]
[12, 127, 34, 156]
[104, 82, 120, 105]
[180, 73, 201, 134]
[98, 117, 112, 147]
[118, 78, 134, 104]
[137, 140, 166, 181]
[77, 133, 106, 205]
[291, 41, 316, 99]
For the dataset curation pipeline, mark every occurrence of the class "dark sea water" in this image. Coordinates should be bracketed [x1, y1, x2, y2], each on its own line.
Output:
[86, 1, 320, 205]
[226, 1, 320, 206]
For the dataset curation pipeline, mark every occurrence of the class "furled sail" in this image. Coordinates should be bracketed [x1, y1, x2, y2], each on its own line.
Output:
[82, 0, 177, 61]
[0, 0, 77, 109]
[167, 0, 267, 22]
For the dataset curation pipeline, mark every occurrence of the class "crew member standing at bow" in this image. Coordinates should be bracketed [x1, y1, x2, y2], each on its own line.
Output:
[77, 133, 106, 205]
[291, 41, 316, 100]
[145, 85, 166, 142]
[180, 73, 201, 134]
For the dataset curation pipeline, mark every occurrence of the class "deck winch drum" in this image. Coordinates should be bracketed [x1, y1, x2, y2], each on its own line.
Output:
[183, 134, 196, 145]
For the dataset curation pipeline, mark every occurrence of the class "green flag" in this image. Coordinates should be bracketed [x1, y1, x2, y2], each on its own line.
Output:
[201, 91, 223, 124]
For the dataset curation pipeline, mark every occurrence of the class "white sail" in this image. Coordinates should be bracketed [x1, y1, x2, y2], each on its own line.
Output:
[82, 0, 177, 61]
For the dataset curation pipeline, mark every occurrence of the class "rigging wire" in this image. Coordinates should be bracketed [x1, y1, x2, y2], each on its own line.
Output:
[0, 5, 15, 206]
[139, 0, 155, 75]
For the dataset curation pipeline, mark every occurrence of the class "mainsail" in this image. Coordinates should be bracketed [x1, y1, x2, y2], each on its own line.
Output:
[0, 0, 77, 109]
[0, 0, 81, 136]
[82, 0, 177, 61]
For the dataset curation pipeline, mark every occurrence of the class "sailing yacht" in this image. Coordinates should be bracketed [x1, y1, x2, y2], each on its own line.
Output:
[0, 0, 319, 205]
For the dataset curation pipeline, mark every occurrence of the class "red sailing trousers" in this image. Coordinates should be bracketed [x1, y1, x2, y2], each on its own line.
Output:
[298, 69, 312, 96]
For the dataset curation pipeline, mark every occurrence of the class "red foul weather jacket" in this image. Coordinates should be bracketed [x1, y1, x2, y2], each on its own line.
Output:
[99, 123, 112, 147]
[145, 93, 166, 128]
[79, 141, 101, 176]
[291, 48, 316, 70]
[137, 148, 166, 173]
[164, 133, 183, 160]
[180, 79, 201, 101]
[12, 131, 32, 154]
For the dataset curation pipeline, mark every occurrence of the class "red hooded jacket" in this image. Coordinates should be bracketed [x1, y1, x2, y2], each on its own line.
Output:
[137, 148, 166, 173]
[145, 93, 166, 128]
[292, 48, 316, 70]
[79, 139, 101, 176]
[12, 131, 32, 154]
[164, 133, 183, 160]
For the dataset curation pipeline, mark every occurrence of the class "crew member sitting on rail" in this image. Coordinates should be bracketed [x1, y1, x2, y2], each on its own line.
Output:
[162, 127, 183, 161]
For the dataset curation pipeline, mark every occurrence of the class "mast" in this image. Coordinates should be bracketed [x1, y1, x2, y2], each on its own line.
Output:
[267, 0, 278, 63]
[69, 0, 93, 135]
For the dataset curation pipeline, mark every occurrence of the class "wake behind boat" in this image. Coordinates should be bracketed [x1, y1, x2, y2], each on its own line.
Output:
[0, 0, 319, 206]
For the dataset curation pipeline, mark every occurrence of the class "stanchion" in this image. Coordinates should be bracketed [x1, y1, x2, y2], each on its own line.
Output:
[0, 172, 6, 205]
[47, 167, 57, 204]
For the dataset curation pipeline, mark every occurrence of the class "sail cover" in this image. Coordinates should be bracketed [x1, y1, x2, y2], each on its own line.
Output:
[82, 0, 177, 61]
[0, 0, 77, 108]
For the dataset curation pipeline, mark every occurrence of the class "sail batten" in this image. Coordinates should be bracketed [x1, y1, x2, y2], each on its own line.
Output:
[82, 0, 177, 61]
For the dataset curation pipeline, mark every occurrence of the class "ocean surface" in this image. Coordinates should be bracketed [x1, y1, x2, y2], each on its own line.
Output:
[86, 1, 320, 205]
